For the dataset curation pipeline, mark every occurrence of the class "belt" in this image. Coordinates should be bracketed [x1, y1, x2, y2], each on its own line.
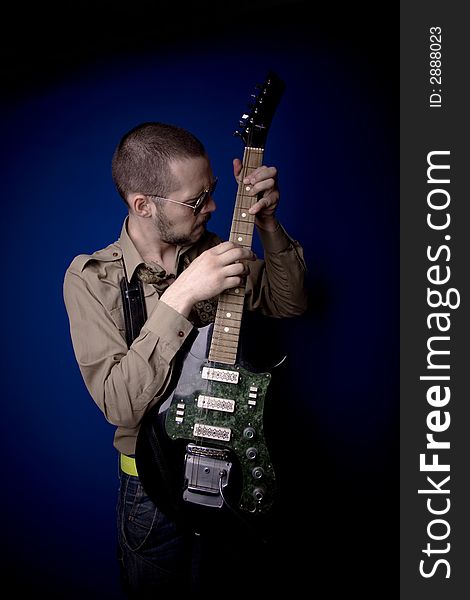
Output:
[120, 453, 139, 477]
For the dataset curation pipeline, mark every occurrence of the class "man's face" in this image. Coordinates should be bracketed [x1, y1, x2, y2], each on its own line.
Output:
[152, 156, 216, 246]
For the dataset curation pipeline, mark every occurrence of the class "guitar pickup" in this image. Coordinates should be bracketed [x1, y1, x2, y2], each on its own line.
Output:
[201, 366, 239, 384]
[193, 423, 231, 442]
[197, 395, 235, 413]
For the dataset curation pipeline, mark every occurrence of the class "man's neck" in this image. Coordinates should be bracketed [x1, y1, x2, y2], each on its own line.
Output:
[127, 214, 176, 272]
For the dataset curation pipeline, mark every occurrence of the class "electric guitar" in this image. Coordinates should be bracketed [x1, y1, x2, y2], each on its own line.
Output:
[135, 72, 286, 534]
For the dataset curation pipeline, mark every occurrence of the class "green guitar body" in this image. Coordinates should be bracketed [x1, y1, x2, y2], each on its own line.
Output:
[135, 323, 281, 533]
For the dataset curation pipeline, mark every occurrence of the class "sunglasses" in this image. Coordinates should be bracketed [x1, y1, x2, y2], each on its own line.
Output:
[144, 177, 218, 215]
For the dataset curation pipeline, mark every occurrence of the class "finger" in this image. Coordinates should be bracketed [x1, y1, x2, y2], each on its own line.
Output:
[223, 276, 244, 290]
[233, 158, 243, 182]
[243, 165, 277, 185]
[248, 197, 273, 215]
[224, 262, 249, 277]
[211, 241, 237, 254]
[244, 177, 276, 196]
[211, 242, 256, 260]
[219, 247, 256, 265]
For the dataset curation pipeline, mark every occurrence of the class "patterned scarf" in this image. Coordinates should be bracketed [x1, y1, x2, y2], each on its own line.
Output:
[135, 254, 218, 328]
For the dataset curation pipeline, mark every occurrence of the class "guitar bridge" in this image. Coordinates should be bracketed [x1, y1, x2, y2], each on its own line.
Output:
[183, 443, 232, 508]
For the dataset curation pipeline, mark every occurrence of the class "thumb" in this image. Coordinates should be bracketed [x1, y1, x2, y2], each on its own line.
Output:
[233, 158, 243, 181]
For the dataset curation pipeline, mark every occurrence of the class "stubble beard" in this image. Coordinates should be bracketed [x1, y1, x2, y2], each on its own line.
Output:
[153, 205, 210, 246]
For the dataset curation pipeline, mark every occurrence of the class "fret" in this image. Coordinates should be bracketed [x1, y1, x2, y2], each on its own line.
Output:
[217, 308, 243, 320]
[223, 287, 246, 298]
[234, 196, 256, 207]
[216, 308, 243, 320]
[230, 230, 253, 240]
[211, 325, 241, 337]
[229, 235, 253, 247]
[230, 214, 253, 226]
[213, 318, 242, 331]
[210, 347, 239, 359]
[217, 297, 244, 310]
[219, 298, 245, 310]
[209, 146, 264, 365]
[210, 336, 240, 348]
[209, 344, 238, 360]
[233, 214, 255, 226]
[208, 352, 237, 365]
[211, 339, 240, 351]
[210, 349, 238, 359]
[210, 333, 240, 344]
[231, 221, 254, 235]
[230, 228, 253, 239]
[218, 297, 244, 311]
[212, 322, 241, 335]
[213, 316, 242, 328]
[209, 344, 239, 360]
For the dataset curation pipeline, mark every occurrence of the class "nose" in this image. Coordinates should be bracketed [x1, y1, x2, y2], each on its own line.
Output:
[201, 195, 216, 214]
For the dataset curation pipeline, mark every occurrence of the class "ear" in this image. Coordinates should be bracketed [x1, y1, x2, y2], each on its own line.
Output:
[128, 193, 153, 217]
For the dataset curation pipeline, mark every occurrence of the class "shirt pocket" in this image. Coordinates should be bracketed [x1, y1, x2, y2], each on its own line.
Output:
[110, 303, 126, 336]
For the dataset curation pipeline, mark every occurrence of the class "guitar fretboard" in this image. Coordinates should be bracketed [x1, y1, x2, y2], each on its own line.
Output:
[208, 147, 264, 364]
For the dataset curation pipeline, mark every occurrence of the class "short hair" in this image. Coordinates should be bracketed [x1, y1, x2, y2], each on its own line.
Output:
[111, 121, 207, 203]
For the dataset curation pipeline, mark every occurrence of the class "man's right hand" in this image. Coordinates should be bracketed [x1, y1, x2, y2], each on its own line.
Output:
[159, 241, 256, 318]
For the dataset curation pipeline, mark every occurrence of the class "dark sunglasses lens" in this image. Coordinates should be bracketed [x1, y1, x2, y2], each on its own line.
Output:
[194, 180, 217, 214]
[194, 192, 208, 215]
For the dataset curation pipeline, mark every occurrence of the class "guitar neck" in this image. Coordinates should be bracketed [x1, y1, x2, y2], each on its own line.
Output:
[208, 146, 264, 365]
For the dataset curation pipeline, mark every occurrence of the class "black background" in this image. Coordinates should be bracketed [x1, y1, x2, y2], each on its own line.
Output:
[1, 1, 399, 597]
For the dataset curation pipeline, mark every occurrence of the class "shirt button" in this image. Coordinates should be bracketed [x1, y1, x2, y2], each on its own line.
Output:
[178, 331, 185, 337]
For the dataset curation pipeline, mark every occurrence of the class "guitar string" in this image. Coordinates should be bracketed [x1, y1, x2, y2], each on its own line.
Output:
[191, 141, 262, 504]
[207, 143, 258, 367]
[190, 147, 253, 494]
[198, 144, 253, 496]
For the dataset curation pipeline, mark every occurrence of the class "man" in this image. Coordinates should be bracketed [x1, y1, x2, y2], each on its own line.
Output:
[63, 121, 307, 596]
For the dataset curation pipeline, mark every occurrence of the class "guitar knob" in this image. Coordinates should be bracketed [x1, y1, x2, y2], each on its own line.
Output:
[252, 467, 264, 480]
[253, 487, 265, 502]
[243, 427, 256, 439]
[246, 447, 257, 460]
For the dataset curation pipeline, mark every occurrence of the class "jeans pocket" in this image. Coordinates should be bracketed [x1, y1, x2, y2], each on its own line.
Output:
[119, 474, 160, 552]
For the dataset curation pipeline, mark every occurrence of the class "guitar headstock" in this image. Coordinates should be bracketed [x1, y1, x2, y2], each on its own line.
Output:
[234, 71, 285, 149]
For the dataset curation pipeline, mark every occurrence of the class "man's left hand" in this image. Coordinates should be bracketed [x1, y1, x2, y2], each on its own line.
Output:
[233, 158, 279, 231]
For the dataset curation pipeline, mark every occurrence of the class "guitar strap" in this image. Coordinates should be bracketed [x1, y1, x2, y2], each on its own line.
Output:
[120, 268, 147, 348]
[120, 263, 185, 522]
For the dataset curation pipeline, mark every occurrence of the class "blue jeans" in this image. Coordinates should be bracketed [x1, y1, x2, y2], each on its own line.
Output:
[117, 466, 276, 597]
[116, 468, 197, 596]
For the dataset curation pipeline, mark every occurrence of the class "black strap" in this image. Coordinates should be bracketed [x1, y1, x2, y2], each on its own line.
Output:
[120, 274, 147, 348]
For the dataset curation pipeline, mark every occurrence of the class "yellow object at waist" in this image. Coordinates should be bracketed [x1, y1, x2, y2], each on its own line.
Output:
[120, 453, 139, 477]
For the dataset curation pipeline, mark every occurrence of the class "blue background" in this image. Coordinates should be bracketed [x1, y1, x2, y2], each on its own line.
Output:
[0, 2, 398, 597]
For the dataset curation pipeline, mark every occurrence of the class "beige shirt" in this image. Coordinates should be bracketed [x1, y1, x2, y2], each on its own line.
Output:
[63, 217, 307, 455]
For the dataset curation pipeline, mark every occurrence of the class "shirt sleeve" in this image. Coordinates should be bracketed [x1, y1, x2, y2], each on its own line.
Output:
[244, 221, 308, 317]
[63, 269, 194, 429]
